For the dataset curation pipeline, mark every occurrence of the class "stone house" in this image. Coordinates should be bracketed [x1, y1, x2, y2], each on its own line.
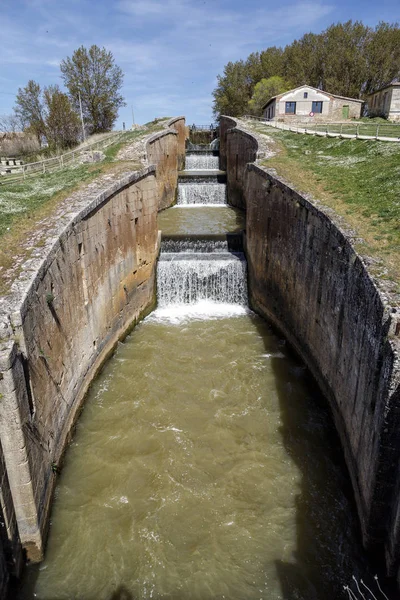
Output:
[367, 83, 400, 122]
[262, 85, 363, 122]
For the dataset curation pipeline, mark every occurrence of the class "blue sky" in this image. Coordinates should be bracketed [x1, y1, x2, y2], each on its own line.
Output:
[0, 0, 399, 128]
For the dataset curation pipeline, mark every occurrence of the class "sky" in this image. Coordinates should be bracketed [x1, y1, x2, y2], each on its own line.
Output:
[0, 0, 399, 128]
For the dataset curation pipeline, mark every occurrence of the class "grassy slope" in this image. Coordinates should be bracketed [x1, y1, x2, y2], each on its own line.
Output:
[250, 124, 400, 290]
[0, 121, 167, 293]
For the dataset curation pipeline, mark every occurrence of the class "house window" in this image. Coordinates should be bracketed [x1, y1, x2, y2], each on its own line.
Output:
[304, 92, 308, 98]
[285, 101, 296, 114]
[312, 101, 323, 113]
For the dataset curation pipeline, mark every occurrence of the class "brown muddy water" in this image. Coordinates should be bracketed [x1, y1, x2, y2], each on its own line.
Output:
[158, 206, 244, 235]
[18, 305, 374, 600]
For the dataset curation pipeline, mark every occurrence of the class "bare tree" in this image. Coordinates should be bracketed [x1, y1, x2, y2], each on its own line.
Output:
[0, 114, 22, 133]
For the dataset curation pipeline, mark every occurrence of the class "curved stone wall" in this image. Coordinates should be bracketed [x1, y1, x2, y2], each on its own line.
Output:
[220, 116, 400, 577]
[167, 116, 186, 171]
[146, 117, 186, 210]
[0, 119, 185, 576]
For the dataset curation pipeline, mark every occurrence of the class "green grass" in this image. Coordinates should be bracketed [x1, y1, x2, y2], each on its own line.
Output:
[310, 122, 400, 138]
[0, 123, 167, 236]
[249, 124, 400, 285]
[0, 120, 169, 292]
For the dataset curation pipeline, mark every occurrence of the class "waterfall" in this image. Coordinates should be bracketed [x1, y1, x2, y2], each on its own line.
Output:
[160, 234, 243, 254]
[185, 153, 219, 170]
[157, 252, 248, 307]
[157, 144, 247, 314]
[177, 180, 226, 205]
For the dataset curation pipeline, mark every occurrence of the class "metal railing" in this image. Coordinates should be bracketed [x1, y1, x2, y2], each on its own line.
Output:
[243, 116, 400, 142]
[189, 125, 217, 131]
[0, 131, 128, 185]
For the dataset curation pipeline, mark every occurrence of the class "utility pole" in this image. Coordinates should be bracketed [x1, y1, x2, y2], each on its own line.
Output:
[131, 105, 135, 127]
[78, 91, 86, 142]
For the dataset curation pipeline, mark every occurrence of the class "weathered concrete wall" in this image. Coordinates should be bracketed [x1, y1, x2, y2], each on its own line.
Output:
[146, 120, 186, 211]
[221, 116, 400, 577]
[0, 168, 160, 564]
[219, 116, 236, 172]
[167, 117, 186, 171]
[0, 118, 184, 590]
[225, 128, 257, 210]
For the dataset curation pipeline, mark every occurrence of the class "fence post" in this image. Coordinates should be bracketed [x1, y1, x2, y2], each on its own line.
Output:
[356, 124, 359, 137]
[376, 125, 379, 140]
[43, 162, 45, 174]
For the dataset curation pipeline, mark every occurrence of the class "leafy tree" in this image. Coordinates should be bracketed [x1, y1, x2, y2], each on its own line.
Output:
[212, 20, 400, 118]
[364, 22, 400, 95]
[282, 33, 324, 89]
[60, 45, 125, 133]
[212, 60, 251, 118]
[248, 76, 290, 115]
[321, 21, 370, 98]
[14, 80, 46, 145]
[44, 85, 81, 150]
[259, 47, 285, 80]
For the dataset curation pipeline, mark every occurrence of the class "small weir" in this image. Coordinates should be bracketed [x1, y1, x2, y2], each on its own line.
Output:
[177, 174, 227, 206]
[185, 153, 219, 170]
[17, 133, 383, 600]
[157, 252, 247, 306]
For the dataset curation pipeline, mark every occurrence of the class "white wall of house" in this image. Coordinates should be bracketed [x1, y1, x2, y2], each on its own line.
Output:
[263, 86, 363, 121]
[389, 87, 400, 122]
[368, 85, 400, 122]
[277, 87, 331, 117]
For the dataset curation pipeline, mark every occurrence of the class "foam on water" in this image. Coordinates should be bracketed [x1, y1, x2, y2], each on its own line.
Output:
[185, 154, 220, 170]
[148, 301, 249, 324]
[157, 252, 248, 307]
[177, 182, 227, 205]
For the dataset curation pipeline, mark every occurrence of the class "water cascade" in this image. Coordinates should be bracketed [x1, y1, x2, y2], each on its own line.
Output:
[157, 251, 247, 306]
[177, 175, 226, 205]
[159, 146, 244, 309]
[185, 152, 219, 170]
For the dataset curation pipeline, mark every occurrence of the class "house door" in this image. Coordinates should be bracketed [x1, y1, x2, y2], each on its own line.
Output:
[342, 105, 349, 119]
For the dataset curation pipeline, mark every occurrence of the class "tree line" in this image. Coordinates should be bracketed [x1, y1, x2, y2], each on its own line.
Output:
[212, 21, 400, 118]
[0, 45, 125, 153]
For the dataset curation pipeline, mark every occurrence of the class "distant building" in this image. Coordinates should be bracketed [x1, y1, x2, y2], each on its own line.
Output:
[367, 83, 400, 122]
[262, 85, 363, 122]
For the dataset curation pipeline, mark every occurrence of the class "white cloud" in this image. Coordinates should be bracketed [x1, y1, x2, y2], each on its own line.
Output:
[0, 0, 337, 124]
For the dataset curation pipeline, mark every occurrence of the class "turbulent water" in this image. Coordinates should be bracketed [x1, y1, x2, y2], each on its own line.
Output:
[18, 306, 370, 600]
[157, 253, 247, 306]
[177, 181, 226, 205]
[185, 153, 219, 170]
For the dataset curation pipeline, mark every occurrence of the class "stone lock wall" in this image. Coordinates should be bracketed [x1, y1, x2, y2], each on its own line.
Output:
[146, 117, 186, 211]
[167, 117, 186, 171]
[0, 118, 184, 593]
[220, 116, 400, 578]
